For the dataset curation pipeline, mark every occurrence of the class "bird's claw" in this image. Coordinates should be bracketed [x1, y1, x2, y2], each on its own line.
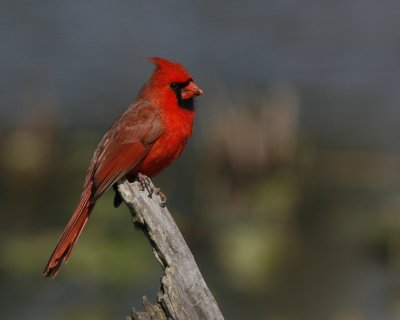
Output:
[154, 188, 167, 207]
[137, 173, 167, 207]
[137, 173, 153, 196]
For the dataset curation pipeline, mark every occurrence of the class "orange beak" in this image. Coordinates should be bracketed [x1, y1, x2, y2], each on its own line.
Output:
[181, 81, 204, 100]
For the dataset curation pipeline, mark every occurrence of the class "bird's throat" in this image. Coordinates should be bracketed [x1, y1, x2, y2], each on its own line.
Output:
[177, 96, 194, 111]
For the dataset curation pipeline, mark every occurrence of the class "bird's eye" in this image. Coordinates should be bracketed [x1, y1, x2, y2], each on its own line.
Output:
[170, 82, 179, 90]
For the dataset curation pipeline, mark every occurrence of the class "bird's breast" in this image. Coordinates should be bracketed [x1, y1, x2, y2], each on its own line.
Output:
[134, 109, 194, 177]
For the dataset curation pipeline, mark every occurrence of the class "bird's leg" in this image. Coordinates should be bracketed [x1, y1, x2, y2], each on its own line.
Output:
[137, 173, 167, 207]
[137, 173, 154, 197]
[113, 184, 123, 208]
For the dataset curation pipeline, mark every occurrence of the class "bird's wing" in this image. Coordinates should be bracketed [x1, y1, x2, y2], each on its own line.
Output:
[91, 101, 162, 199]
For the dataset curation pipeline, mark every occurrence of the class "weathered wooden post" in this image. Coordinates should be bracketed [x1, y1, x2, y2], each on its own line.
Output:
[118, 179, 224, 320]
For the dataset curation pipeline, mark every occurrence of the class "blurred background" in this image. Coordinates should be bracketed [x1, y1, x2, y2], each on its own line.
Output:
[1, 1, 400, 319]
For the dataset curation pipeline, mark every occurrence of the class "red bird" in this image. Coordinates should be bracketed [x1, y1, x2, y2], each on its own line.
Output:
[43, 57, 203, 277]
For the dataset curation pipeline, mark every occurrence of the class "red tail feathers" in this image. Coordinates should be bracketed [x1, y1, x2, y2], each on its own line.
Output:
[43, 185, 94, 278]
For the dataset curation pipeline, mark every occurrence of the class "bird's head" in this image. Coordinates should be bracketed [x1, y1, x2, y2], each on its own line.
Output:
[145, 57, 203, 110]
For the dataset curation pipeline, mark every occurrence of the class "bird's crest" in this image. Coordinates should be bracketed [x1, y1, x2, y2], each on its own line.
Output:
[148, 57, 191, 83]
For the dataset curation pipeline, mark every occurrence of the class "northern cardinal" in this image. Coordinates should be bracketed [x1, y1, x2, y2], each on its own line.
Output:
[43, 57, 203, 277]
